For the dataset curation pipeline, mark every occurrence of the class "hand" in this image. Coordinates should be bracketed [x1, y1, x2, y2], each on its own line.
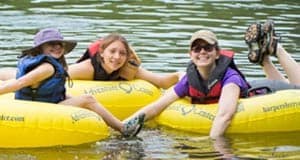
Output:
[212, 136, 234, 159]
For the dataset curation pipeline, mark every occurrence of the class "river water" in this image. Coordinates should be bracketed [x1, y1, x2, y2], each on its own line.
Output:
[0, 0, 299, 159]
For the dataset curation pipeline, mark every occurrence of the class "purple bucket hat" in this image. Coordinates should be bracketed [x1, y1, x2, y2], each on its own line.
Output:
[22, 28, 77, 55]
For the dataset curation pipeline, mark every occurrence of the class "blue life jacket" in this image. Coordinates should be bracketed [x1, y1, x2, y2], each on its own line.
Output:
[15, 54, 67, 103]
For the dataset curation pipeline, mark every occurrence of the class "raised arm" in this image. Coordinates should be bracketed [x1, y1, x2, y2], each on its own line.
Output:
[125, 88, 179, 122]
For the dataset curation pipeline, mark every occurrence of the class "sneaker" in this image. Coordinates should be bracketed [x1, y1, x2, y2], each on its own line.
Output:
[262, 20, 279, 56]
[244, 22, 265, 65]
[122, 113, 145, 138]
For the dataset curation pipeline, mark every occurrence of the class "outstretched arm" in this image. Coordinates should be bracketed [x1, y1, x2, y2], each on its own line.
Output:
[0, 67, 16, 80]
[0, 63, 54, 95]
[68, 59, 94, 80]
[124, 88, 179, 122]
[209, 83, 240, 139]
[136, 67, 182, 89]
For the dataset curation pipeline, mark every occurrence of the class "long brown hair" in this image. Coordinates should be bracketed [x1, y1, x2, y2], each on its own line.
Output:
[96, 33, 131, 63]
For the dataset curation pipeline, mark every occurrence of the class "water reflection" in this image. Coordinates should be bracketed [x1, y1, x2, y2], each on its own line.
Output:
[0, 128, 299, 159]
[163, 129, 300, 159]
[98, 137, 146, 160]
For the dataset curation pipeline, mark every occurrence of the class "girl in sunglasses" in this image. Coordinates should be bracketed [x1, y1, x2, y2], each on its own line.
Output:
[123, 30, 250, 138]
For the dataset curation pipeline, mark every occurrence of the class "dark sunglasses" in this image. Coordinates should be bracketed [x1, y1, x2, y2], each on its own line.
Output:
[46, 41, 63, 46]
[191, 44, 215, 53]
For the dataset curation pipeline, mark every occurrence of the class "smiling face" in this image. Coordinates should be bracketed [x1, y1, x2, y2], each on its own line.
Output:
[41, 41, 65, 59]
[189, 39, 219, 71]
[99, 40, 128, 73]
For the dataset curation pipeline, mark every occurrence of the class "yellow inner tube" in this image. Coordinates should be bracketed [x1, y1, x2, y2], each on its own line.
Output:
[0, 79, 161, 148]
[156, 89, 300, 134]
[0, 99, 109, 148]
[67, 79, 162, 120]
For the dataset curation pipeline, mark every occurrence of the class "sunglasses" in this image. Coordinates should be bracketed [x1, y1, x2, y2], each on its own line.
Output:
[191, 44, 215, 53]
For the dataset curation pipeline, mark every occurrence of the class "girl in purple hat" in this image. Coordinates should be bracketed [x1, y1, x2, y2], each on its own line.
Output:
[0, 33, 182, 89]
[0, 28, 136, 136]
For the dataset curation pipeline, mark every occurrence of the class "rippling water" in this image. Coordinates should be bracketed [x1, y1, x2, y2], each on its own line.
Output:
[0, 0, 299, 159]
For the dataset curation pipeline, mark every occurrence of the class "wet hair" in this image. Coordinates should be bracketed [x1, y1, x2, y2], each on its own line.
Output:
[96, 33, 131, 62]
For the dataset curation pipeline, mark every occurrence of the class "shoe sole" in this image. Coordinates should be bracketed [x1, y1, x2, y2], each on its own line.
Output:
[122, 113, 145, 138]
[263, 20, 278, 56]
[245, 23, 264, 64]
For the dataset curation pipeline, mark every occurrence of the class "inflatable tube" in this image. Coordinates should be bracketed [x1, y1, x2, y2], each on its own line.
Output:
[0, 79, 160, 148]
[67, 79, 161, 120]
[0, 79, 161, 120]
[156, 89, 300, 134]
[0, 99, 109, 148]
